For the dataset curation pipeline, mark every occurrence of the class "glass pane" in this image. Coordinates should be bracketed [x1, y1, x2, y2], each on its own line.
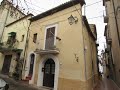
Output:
[45, 64, 50, 74]
[51, 64, 55, 74]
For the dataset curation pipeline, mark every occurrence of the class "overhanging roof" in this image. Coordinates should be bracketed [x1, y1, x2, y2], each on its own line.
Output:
[30, 0, 85, 22]
[6, 14, 33, 27]
[82, 16, 97, 40]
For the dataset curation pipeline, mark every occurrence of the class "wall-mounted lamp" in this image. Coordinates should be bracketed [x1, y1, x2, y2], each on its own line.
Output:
[68, 15, 78, 25]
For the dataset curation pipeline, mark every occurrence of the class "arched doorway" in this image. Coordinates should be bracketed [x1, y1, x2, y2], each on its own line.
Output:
[28, 54, 35, 78]
[43, 59, 55, 88]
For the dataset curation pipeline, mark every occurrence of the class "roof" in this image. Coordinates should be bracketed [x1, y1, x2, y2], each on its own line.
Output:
[6, 14, 33, 27]
[89, 24, 97, 38]
[82, 16, 97, 40]
[30, 0, 85, 22]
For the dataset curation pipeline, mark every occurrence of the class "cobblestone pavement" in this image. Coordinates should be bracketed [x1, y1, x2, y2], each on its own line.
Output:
[1, 74, 120, 90]
[8, 84, 38, 90]
[94, 78, 120, 90]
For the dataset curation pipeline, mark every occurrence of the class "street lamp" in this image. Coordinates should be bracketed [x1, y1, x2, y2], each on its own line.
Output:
[68, 15, 78, 25]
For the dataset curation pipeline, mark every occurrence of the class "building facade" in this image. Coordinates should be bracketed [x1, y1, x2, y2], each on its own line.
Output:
[0, 0, 25, 40]
[103, 0, 120, 86]
[24, 0, 98, 90]
[0, 14, 32, 79]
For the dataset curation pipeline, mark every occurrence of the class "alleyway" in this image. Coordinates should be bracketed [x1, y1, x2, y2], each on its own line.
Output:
[94, 78, 120, 90]
[0, 74, 51, 90]
[0, 74, 120, 90]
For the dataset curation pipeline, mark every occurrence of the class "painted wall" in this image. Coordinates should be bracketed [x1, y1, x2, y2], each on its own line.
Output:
[25, 4, 97, 90]
[0, 0, 25, 40]
[105, 0, 120, 86]
[82, 23, 98, 89]
[0, 15, 31, 75]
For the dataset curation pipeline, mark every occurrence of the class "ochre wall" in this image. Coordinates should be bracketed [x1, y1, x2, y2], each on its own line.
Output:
[25, 3, 98, 90]
[0, 16, 31, 76]
[105, 1, 120, 86]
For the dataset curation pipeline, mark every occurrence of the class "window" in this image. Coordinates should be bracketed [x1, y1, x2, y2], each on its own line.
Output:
[21, 35, 24, 42]
[7, 32, 16, 44]
[33, 33, 37, 43]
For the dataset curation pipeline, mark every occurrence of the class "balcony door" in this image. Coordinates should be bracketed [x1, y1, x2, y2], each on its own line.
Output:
[45, 27, 55, 49]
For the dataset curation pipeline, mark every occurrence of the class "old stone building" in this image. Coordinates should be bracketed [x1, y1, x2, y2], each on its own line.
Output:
[24, 0, 98, 90]
[103, 0, 120, 87]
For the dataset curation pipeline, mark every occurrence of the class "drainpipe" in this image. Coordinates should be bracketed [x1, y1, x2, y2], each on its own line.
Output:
[81, 19, 87, 81]
[22, 21, 31, 78]
[111, 0, 120, 46]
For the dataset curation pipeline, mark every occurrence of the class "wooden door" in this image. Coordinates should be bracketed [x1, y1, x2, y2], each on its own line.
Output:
[2, 55, 12, 75]
[45, 27, 55, 49]
[43, 59, 55, 88]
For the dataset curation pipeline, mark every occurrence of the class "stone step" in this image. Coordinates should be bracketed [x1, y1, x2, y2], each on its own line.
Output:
[39, 86, 53, 90]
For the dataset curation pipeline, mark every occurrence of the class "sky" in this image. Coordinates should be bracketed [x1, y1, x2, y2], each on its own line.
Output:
[0, 0, 106, 55]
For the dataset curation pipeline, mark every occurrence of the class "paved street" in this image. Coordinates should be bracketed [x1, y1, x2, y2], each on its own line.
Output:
[94, 78, 120, 90]
[1, 74, 120, 90]
[0, 74, 51, 90]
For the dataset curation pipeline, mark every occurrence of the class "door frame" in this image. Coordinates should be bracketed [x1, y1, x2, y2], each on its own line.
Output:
[43, 24, 58, 50]
[28, 53, 35, 76]
[37, 55, 59, 90]
[25, 51, 36, 84]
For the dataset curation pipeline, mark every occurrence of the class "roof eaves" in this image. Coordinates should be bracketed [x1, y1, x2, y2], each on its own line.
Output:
[6, 14, 33, 27]
[83, 16, 96, 40]
[30, 0, 85, 22]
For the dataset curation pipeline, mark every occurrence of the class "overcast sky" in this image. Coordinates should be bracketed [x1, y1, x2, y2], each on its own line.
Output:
[0, 0, 106, 55]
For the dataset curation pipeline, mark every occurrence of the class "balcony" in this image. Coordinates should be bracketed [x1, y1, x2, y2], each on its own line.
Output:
[34, 47, 60, 55]
[105, 47, 110, 53]
[104, 16, 109, 23]
[107, 38, 112, 45]
[0, 40, 22, 53]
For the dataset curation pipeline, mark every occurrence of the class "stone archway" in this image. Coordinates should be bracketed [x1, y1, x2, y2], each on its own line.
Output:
[37, 55, 59, 90]
[43, 59, 55, 87]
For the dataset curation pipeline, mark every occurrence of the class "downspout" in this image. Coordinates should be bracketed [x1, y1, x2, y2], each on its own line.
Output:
[81, 18, 87, 81]
[83, 2, 87, 81]
[22, 20, 31, 78]
[111, 0, 120, 45]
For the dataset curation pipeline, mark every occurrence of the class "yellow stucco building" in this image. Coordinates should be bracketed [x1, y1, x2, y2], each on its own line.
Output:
[24, 0, 98, 90]
[0, 0, 25, 40]
[0, 14, 32, 79]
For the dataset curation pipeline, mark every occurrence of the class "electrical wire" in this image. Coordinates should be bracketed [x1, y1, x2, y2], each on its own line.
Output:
[24, 0, 46, 10]
[85, 0, 102, 7]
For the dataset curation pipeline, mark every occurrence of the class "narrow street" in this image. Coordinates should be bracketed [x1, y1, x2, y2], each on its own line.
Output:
[94, 78, 120, 90]
[0, 74, 50, 90]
